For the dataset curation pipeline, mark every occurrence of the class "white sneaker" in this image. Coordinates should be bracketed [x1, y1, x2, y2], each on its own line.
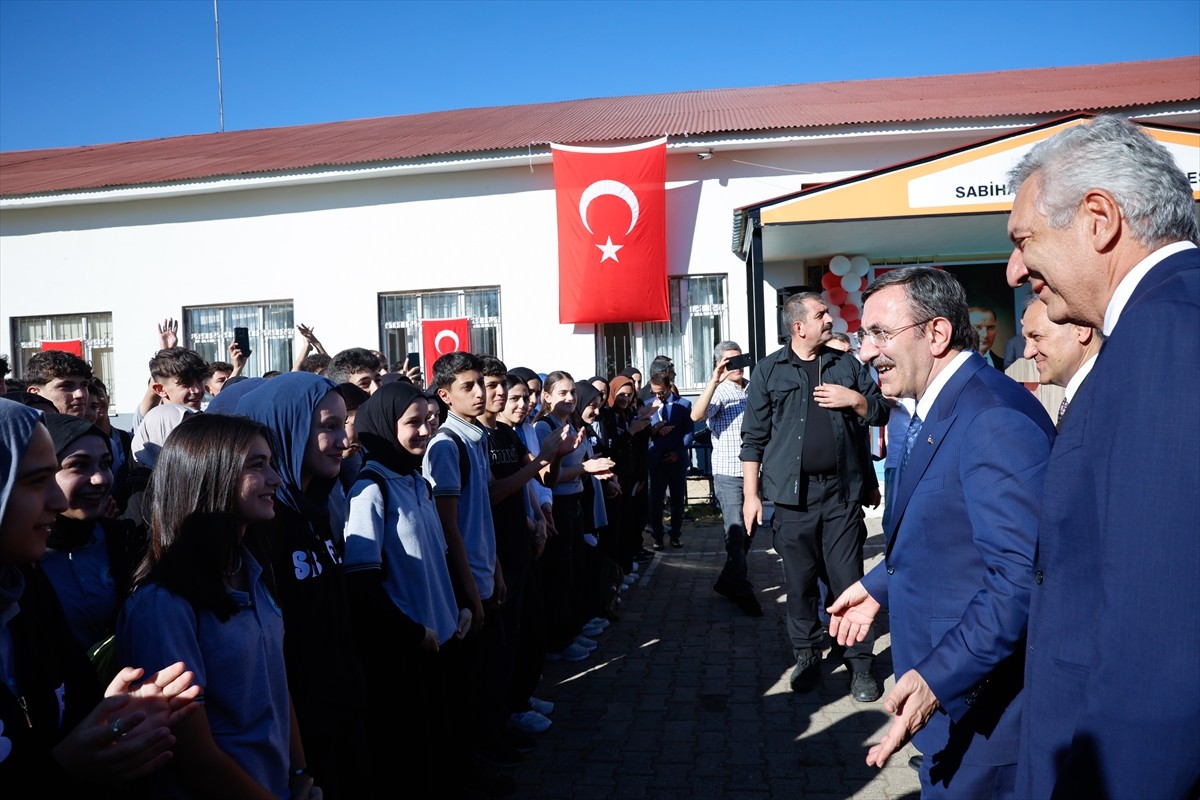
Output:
[622, 573, 637, 585]
[581, 621, 606, 637]
[587, 617, 611, 631]
[509, 710, 552, 734]
[574, 635, 598, 650]
[546, 643, 590, 661]
[529, 697, 554, 716]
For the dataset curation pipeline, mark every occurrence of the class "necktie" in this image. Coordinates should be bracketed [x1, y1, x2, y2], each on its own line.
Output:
[1057, 397, 1069, 425]
[901, 414, 923, 471]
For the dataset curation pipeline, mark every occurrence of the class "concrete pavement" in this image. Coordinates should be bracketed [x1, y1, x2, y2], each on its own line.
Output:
[513, 502, 921, 799]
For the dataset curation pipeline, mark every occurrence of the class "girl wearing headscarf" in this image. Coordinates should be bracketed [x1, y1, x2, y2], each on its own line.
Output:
[343, 381, 467, 793]
[609, 375, 657, 566]
[41, 413, 143, 658]
[1, 400, 198, 792]
[235, 372, 368, 799]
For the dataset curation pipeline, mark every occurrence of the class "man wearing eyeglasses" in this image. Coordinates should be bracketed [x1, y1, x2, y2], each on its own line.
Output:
[828, 267, 1054, 798]
[741, 291, 889, 703]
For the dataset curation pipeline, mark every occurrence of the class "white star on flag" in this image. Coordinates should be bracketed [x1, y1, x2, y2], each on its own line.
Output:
[596, 236, 623, 263]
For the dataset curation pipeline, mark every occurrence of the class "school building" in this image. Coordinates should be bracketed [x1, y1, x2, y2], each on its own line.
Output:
[2, 56, 1197, 412]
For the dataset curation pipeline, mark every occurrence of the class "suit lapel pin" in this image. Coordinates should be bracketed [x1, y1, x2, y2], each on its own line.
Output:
[926, 435, 934, 445]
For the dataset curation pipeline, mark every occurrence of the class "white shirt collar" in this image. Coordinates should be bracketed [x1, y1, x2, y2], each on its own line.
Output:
[1063, 353, 1098, 403]
[915, 350, 974, 421]
[1103, 241, 1197, 336]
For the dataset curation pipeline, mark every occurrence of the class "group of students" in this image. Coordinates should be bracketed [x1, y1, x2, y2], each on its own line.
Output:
[0, 338, 693, 798]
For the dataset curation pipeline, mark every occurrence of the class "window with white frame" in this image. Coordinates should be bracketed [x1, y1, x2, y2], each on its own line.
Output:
[12, 312, 116, 401]
[379, 287, 501, 369]
[595, 275, 729, 393]
[184, 302, 294, 376]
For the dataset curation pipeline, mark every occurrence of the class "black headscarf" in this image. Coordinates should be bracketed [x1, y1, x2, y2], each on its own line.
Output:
[576, 382, 603, 415]
[355, 381, 428, 476]
[43, 412, 109, 461]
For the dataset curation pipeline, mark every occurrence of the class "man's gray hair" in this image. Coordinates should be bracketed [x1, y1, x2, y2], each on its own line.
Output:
[782, 291, 825, 333]
[713, 340, 742, 364]
[1008, 115, 1199, 248]
[862, 267, 975, 352]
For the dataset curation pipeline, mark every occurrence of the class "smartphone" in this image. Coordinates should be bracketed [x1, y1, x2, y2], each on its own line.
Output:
[725, 352, 754, 371]
[406, 351, 421, 371]
[233, 326, 252, 358]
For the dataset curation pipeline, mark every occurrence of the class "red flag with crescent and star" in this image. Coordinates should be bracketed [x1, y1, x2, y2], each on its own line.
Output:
[551, 138, 669, 324]
[422, 317, 470, 370]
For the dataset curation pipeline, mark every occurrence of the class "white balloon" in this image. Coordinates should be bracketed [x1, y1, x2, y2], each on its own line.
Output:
[832, 317, 849, 333]
[829, 255, 851, 276]
[841, 273, 863, 293]
[847, 290, 862, 306]
[827, 302, 842, 318]
[849, 255, 871, 277]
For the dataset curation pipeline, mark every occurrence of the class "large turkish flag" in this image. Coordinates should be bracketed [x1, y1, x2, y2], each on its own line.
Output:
[422, 317, 470, 370]
[551, 138, 669, 324]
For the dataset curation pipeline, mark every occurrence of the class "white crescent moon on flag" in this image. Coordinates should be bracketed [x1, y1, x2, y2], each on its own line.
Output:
[434, 330, 460, 354]
[579, 180, 639, 235]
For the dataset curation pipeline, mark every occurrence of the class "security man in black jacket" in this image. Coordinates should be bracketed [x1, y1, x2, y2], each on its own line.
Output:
[741, 291, 888, 702]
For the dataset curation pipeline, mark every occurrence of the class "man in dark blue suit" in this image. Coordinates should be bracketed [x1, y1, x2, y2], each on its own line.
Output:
[645, 369, 693, 549]
[1006, 115, 1200, 799]
[829, 266, 1055, 797]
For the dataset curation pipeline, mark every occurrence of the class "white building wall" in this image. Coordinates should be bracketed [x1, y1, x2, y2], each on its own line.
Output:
[0, 125, 1010, 413]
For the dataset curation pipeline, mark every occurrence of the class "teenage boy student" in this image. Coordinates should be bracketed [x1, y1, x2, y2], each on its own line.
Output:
[24, 350, 93, 417]
[424, 351, 526, 770]
[327, 348, 383, 395]
[476, 357, 571, 736]
[135, 346, 207, 423]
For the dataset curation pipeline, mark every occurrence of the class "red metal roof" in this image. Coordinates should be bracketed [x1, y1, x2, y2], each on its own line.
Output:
[2, 56, 1197, 198]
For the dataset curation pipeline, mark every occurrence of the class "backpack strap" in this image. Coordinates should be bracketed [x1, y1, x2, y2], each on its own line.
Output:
[440, 428, 472, 489]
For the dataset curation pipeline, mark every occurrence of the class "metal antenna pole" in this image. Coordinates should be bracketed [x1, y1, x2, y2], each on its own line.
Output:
[213, 0, 225, 132]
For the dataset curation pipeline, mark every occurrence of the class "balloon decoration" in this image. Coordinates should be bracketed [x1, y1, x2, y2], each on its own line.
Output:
[822, 255, 871, 337]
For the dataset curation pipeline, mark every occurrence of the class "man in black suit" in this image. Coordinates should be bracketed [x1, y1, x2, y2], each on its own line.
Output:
[967, 306, 1004, 369]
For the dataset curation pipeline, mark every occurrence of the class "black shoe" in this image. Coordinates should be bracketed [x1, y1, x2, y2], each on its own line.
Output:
[670, 536, 682, 548]
[737, 596, 765, 617]
[652, 538, 664, 551]
[474, 745, 523, 770]
[908, 755, 923, 773]
[789, 649, 821, 693]
[634, 550, 654, 563]
[507, 731, 537, 754]
[850, 670, 881, 702]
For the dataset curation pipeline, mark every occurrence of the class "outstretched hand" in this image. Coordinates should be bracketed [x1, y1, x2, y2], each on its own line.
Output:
[866, 669, 939, 768]
[156, 318, 178, 350]
[538, 424, 571, 462]
[827, 580, 880, 646]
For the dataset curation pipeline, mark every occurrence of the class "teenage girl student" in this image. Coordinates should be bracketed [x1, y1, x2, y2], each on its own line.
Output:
[342, 381, 469, 794]
[116, 412, 301, 798]
[609, 376, 657, 566]
[40, 413, 144, 659]
[533, 372, 613, 661]
[1, 400, 199, 793]
[235, 372, 368, 800]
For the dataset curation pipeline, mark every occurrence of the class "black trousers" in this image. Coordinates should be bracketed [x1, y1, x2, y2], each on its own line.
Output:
[771, 474, 874, 669]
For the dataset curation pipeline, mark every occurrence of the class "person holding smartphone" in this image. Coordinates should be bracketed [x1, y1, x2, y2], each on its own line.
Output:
[690, 341, 761, 617]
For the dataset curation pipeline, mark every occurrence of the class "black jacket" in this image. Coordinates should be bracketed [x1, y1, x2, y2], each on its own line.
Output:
[740, 344, 887, 505]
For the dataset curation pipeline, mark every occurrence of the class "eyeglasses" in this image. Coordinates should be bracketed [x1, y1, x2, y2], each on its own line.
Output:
[854, 319, 934, 348]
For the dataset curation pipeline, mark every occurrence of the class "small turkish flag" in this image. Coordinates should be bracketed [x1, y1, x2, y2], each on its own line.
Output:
[422, 317, 470, 370]
[551, 138, 669, 324]
[41, 339, 84, 357]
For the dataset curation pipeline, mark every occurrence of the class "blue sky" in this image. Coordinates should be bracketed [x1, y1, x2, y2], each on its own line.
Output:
[2, 0, 1197, 152]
